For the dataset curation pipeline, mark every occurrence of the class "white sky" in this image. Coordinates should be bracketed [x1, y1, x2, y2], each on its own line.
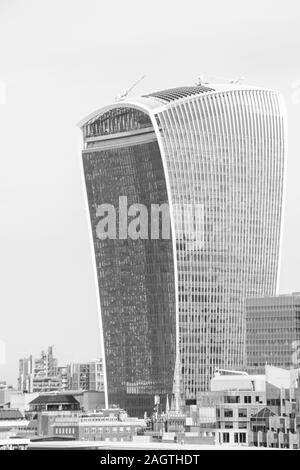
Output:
[0, 0, 300, 385]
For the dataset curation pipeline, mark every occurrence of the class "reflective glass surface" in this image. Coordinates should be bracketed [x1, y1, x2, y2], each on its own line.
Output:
[82, 123, 176, 417]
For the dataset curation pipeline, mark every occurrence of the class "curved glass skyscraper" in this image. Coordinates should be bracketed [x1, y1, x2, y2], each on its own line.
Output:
[80, 84, 287, 416]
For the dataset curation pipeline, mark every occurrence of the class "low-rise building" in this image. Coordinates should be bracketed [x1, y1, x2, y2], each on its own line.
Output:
[211, 388, 265, 446]
[207, 365, 300, 448]
[53, 414, 146, 442]
[0, 409, 30, 439]
[29, 394, 81, 414]
[35, 407, 146, 442]
[72, 390, 105, 412]
[250, 407, 298, 449]
[28, 393, 81, 436]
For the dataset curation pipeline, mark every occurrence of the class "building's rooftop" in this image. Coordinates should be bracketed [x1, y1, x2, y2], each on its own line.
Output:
[210, 365, 300, 393]
[29, 394, 80, 405]
[210, 373, 265, 392]
[143, 85, 215, 104]
[78, 82, 273, 129]
[0, 409, 24, 420]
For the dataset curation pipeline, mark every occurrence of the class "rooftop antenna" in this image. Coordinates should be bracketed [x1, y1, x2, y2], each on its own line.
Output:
[195, 74, 210, 86]
[115, 75, 146, 102]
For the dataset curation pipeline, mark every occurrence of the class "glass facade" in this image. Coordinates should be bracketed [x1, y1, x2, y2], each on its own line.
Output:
[83, 107, 152, 139]
[81, 86, 287, 413]
[82, 111, 176, 417]
[246, 294, 300, 374]
[156, 89, 286, 395]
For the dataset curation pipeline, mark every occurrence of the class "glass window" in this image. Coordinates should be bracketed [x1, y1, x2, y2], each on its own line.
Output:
[238, 409, 247, 418]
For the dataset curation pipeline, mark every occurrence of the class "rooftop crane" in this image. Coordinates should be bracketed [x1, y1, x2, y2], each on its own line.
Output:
[115, 75, 146, 102]
[229, 76, 245, 84]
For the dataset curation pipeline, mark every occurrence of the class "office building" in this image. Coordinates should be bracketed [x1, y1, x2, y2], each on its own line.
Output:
[209, 366, 299, 448]
[52, 412, 146, 442]
[80, 84, 287, 415]
[34, 346, 57, 378]
[18, 355, 34, 393]
[18, 348, 104, 395]
[246, 293, 300, 374]
[68, 359, 104, 392]
[18, 346, 58, 393]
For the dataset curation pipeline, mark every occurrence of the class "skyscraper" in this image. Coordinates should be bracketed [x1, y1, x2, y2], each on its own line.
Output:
[80, 84, 287, 416]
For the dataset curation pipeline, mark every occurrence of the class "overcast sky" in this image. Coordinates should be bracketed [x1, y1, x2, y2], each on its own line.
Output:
[0, 0, 300, 385]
